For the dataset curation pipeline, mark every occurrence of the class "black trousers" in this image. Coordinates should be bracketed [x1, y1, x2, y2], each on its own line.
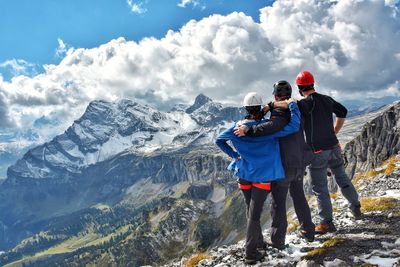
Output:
[239, 179, 270, 258]
[270, 168, 315, 246]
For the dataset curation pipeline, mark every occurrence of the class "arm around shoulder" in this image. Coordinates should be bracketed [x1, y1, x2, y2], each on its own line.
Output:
[267, 102, 300, 138]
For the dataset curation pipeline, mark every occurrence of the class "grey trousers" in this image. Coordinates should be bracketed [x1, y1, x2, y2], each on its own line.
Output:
[310, 146, 360, 224]
[270, 168, 315, 246]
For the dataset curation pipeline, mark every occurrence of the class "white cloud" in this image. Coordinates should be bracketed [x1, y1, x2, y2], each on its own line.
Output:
[0, 59, 37, 77]
[259, 0, 400, 94]
[178, 0, 206, 10]
[0, 90, 13, 128]
[127, 0, 147, 14]
[55, 38, 72, 58]
[385, 0, 399, 7]
[0, 0, 399, 138]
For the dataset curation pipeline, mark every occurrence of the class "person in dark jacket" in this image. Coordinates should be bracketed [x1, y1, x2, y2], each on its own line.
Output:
[215, 92, 300, 264]
[296, 70, 362, 234]
[234, 81, 315, 249]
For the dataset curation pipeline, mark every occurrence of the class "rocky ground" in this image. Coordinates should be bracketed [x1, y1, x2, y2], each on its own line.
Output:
[168, 155, 400, 267]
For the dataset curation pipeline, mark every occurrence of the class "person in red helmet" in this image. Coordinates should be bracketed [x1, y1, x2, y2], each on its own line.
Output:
[296, 70, 362, 234]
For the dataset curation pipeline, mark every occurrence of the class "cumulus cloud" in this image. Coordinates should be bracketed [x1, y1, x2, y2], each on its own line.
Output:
[127, 0, 147, 14]
[0, 90, 14, 128]
[260, 0, 400, 96]
[0, 0, 399, 138]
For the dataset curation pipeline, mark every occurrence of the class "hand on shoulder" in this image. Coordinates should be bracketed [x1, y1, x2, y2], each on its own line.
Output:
[286, 98, 297, 104]
[273, 100, 289, 109]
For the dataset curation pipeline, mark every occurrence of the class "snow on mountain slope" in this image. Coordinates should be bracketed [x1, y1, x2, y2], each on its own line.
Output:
[6, 95, 243, 181]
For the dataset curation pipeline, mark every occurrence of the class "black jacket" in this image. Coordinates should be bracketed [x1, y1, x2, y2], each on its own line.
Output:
[246, 108, 311, 170]
[297, 92, 347, 151]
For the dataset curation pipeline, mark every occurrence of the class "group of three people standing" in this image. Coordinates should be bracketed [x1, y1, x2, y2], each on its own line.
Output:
[215, 70, 362, 264]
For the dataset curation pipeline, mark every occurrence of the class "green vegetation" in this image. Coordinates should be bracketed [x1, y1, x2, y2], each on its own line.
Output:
[0, 204, 145, 267]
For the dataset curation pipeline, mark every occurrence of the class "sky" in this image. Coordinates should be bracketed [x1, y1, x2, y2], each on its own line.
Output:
[0, 0, 269, 80]
[0, 0, 400, 175]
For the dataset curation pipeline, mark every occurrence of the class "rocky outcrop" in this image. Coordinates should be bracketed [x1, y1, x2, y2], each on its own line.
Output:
[186, 94, 213, 114]
[186, 94, 245, 127]
[344, 102, 400, 176]
[166, 156, 400, 267]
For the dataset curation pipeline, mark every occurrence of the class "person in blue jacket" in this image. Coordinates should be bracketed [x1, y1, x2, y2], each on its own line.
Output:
[215, 92, 300, 264]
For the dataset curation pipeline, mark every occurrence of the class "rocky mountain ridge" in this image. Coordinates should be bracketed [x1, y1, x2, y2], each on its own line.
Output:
[6, 95, 239, 183]
[344, 101, 400, 177]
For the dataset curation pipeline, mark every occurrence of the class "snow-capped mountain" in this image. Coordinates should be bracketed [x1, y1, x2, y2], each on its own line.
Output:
[7, 94, 244, 182]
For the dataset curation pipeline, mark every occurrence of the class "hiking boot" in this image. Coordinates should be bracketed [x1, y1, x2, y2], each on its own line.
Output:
[244, 251, 264, 265]
[315, 221, 337, 235]
[299, 230, 315, 242]
[257, 241, 267, 254]
[266, 241, 286, 250]
[351, 205, 363, 220]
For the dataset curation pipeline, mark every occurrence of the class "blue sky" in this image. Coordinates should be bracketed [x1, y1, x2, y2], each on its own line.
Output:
[0, 0, 270, 80]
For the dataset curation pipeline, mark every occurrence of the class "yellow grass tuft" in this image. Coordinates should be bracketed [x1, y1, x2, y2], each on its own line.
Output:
[185, 253, 210, 267]
[303, 248, 326, 258]
[384, 156, 397, 176]
[302, 238, 343, 259]
[360, 197, 397, 212]
[287, 222, 299, 233]
[354, 156, 398, 188]
[353, 168, 384, 189]
[330, 192, 339, 200]
[322, 238, 343, 248]
[286, 215, 300, 233]
[366, 169, 379, 178]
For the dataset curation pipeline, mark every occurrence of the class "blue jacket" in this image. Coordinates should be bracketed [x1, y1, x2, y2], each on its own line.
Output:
[215, 102, 300, 182]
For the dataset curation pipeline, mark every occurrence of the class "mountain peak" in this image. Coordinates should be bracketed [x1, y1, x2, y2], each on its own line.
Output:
[186, 93, 213, 114]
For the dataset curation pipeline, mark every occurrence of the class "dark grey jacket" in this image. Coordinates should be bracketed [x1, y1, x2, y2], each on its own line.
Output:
[246, 107, 313, 169]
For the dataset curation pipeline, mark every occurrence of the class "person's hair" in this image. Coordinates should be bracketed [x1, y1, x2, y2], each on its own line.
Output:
[298, 84, 314, 92]
[245, 105, 264, 121]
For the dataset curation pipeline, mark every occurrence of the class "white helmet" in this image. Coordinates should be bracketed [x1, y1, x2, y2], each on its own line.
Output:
[243, 92, 263, 107]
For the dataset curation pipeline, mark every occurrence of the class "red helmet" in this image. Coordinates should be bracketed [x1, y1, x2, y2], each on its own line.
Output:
[296, 71, 315, 86]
